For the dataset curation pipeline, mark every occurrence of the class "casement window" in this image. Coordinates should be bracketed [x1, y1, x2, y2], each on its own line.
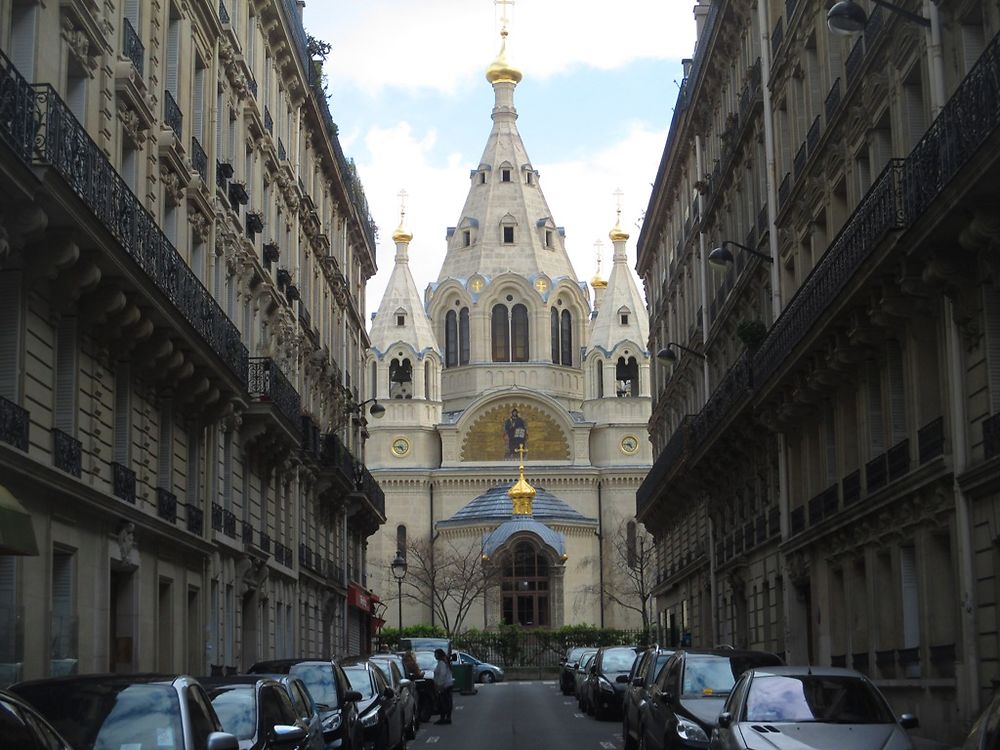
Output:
[549, 308, 572, 365]
[491, 304, 528, 362]
[445, 308, 470, 368]
[10, 3, 38, 80]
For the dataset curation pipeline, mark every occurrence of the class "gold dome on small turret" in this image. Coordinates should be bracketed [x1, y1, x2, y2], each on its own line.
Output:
[508, 452, 536, 516]
[392, 222, 413, 243]
[486, 30, 522, 84]
[609, 221, 630, 243]
[590, 274, 608, 289]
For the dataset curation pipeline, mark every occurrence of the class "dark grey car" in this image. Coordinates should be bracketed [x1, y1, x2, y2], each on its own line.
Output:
[623, 647, 674, 749]
[584, 646, 642, 720]
[341, 657, 405, 750]
[369, 655, 418, 740]
[202, 675, 311, 750]
[0, 687, 74, 749]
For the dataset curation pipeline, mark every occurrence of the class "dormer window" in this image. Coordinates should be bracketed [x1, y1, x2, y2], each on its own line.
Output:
[620, 314, 629, 325]
[501, 168, 511, 182]
[480, 172, 487, 185]
[503, 226, 514, 243]
[619, 306, 631, 326]
[545, 230, 552, 247]
[463, 230, 471, 247]
[395, 308, 407, 327]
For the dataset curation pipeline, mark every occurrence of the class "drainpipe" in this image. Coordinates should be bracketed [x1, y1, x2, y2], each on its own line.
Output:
[598, 480, 605, 628]
[694, 134, 711, 400]
[429, 482, 435, 628]
[926, 1, 947, 117]
[758, 0, 782, 320]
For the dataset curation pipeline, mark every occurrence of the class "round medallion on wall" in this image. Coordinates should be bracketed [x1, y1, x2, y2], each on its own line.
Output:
[620, 435, 640, 456]
[391, 437, 410, 458]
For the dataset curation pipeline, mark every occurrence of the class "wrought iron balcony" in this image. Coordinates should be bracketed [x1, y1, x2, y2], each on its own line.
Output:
[122, 18, 144, 77]
[277, 138, 286, 161]
[223, 509, 237, 538]
[285, 284, 300, 302]
[636, 416, 692, 520]
[0, 395, 29, 452]
[259, 531, 271, 554]
[785, 0, 798, 19]
[322, 432, 359, 487]
[298, 301, 312, 331]
[219, 0, 230, 24]
[242, 520, 254, 543]
[264, 106, 273, 134]
[887, 438, 911, 481]
[263, 242, 280, 266]
[248, 77, 257, 98]
[185, 503, 204, 535]
[846, 36, 864, 84]
[228, 181, 249, 212]
[825, 78, 842, 123]
[163, 90, 182, 139]
[842, 469, 862, 506]
[247, 358, 302, 432]
[0, 55, 248, 387]
[157, 487, 178, 523]
[112, 462, 136, 504]
[190, 137, 207, 182]
[793, 140, 807, 179]
[866, 452, 888, 493]
[276, 268, 292, 289]
[918, 417, 944, 463]
[806, 115, 821, 156]
[53, 429, 82, 477]
[245, 210, 264, 237]
[771, 17, 784, 55]
[777, 172, 790, 209]
[216, 160, 234, 192]
[211, 502, 223, 531]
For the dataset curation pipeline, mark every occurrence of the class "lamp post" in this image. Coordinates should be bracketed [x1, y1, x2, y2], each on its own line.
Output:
[655, 342, 707, 365]
[391, 551, 407, 631]
[707, 240, 774, 270]
[353, 398, 386, 420]
[826, 0, 929, 34]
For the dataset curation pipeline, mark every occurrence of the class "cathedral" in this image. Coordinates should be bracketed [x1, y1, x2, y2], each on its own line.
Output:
[365, 25, 652, 632]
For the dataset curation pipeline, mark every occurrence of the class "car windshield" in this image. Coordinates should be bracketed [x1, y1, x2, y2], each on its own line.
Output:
[288, 664, 339, 709]
[14, 682, 184, 750]
[343, 667, 376, 699]
[602, 649, 638, 673]
[745, 675, 895, 723]
[414, 652, 437, 671]
[682, 656, 741, 696]
[207, 686, 256, 740]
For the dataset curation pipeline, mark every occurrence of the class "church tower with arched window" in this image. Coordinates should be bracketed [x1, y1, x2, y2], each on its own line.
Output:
[366, 18, 652, 633]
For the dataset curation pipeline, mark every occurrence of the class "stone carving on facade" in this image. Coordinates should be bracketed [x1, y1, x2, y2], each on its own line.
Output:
[237, 553, 269, 595]
[159, 166, 185, 208]
[190, 210, 212, 243]
[60, 16, 99, 73]
[118, 104, 146, 146]
[113, 520, 139, 569]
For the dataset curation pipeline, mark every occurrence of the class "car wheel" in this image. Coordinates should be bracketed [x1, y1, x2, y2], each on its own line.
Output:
[480, 671, 495, 684]
[623, 717, 638, 750]
[398, 719, 408, 750]
[405, 712, 416, 740]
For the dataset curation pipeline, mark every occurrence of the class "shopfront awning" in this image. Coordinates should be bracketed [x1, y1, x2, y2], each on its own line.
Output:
[0, 484, 39, 556]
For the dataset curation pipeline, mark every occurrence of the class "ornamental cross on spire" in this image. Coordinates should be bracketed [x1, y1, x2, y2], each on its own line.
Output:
[496, 0, 514, 33]
[516, 444, 527, 465]
[397, 188, 408, 225]
[614, 187, 625, 224]
[594, 239, 604, 276]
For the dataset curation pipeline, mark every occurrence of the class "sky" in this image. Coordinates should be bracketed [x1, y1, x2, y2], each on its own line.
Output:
[303, 1, 698, 319]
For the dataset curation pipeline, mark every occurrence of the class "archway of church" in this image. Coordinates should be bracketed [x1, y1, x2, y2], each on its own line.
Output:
[487, 537, 565, 628]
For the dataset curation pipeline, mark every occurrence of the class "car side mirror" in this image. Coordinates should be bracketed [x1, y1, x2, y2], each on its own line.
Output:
[899, 714, 919, 730]
[400, 678, 412, 689]
[272, 725, 307, 745]
[571, 662, 579, 669]
[450, 653, 458, 662]
[663, 690, 674, 705]
[616, 675, 630, 684]
[344, 690, 363, 702]
[717, 712, 733, 729]
[383, 687, 396, 700]
[207, 732, 239, 750]
[632, 677, 644, 687]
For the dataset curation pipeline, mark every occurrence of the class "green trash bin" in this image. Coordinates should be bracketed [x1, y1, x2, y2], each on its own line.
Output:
[450, 662, 475, 695]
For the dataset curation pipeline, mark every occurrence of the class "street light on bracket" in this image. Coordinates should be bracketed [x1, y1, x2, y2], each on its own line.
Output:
[826, 0, 930, 34]
[391, 551, 408, 631]
[656, 342, 707, 365]
[707, 240, 774, 270]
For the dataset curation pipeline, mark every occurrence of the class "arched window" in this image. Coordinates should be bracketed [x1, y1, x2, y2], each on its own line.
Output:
[396, 525, 407, 557]
[511, 304, 529, 362]
[550, 308, 559, 364]
[616, 356, 639, 398]
[459, 308, 470, 365]
[560, 310, 572, 366]
[492, 304, 510, 362]
[445, 310, 458, 368]
[389, 358, 412, 399]
[501, 542, 549, 627]
[595, 359, 604, 398]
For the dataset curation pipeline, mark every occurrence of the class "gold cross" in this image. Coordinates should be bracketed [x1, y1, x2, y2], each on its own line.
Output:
[397, 188, 408, 224]
[470, 278, 484, 293]
[516, 445, 527, 463]
[496, 0, 515, 31]
[613, 187, 625, 224]
[534, 277, 548, 293]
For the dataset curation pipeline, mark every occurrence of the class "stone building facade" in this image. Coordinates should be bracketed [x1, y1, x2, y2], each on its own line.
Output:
[0, 0, 384, 683]
[365, 29, 653, 633]
[638, 0, 1000, 741]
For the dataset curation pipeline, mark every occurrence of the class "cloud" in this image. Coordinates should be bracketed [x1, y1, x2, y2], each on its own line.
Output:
[307, 1, 696, 95]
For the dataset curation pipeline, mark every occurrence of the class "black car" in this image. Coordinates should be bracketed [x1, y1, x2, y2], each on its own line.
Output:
[639, 648, 783, 750]
[341, 657, 406, 750]
[9, 673, 239, 750]
[584, 646, 643, 720]
[369, 655, 418, 740]
[249, 658, 363, 750]
[623, 646, 674, 750]
[201, 675, 311, 750]
[0, 687, 74, 750]
[560, 647, 593, 695]
[575, 650, 599, 710]
[959, 691, 1000, 750]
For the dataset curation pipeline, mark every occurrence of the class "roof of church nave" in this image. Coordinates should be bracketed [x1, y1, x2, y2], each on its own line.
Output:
[437, 482, 597, 528]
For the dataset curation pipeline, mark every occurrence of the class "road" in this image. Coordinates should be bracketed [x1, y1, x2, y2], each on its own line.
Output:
[410, 680, 624, 750]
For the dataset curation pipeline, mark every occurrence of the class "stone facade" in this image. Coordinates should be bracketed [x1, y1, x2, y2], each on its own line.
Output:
[0, 0, 383, 683]
[638, 0, 1000, 742]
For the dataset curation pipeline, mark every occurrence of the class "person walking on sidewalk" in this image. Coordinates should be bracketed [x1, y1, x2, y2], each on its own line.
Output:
[433, 648, 454, 725]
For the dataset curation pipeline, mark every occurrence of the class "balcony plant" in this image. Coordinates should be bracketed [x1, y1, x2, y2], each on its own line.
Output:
[736, 319, 768, 352]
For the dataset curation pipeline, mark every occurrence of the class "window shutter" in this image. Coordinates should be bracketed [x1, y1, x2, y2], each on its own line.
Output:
[124, 0, 140, 25]
[866, 361, 884, 454]
[886, 341, 907, 444]
[114, 364, 131, 464]
[158, 403, 173, 489]
[165, 19, 179, 96]
[193, 66, 205, 142]
[55, 318, 78, 434]
[985, 286, 1000, 414]
[11, 5, 37, 80]
[962, 24, 985, 75]
[0, 272, 22, 401]
[900, 546, 920, 649]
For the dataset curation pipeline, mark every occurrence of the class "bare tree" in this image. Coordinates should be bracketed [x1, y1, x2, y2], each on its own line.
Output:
[585, 517, 655, 631]
[398, 536, 500, 636]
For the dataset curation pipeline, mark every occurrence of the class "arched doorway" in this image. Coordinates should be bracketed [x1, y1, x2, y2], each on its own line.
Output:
[501, 541, 550, 627]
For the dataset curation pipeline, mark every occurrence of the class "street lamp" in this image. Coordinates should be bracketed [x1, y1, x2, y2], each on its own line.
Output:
[656, 343, 707, 365]
[826, 0, 929, 34]
[707, 241, 774, 270]
[353, 398, 386, 420]
[391, 551, 407, 631]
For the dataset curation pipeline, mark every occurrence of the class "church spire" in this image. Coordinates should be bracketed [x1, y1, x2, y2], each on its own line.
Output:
[391, 188, 413, 249]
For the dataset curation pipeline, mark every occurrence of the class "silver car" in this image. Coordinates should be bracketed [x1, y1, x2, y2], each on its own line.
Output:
[711, 666, 918, 750]
[453, 651, 505, 683]
[370, 654, 419, 740]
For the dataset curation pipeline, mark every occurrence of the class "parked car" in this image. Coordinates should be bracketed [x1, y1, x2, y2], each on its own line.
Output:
[249, 659, 363, 750]
[9, 674, 239, 750]
[623, 646, 675, 750]
[398, 637, 450, 654]
[561, 647, 592, 695]
[575, 650, 599, 710]
[584, 646, 643, 720]
[369, 655, 418, 740]
[961, 691, 1000, 750]
[0, 687, 74, 750]
[710, 666, 918, 750]
[398, 652, 439, 722]
[253, 674, 326, 750]
[640, 648, 783, 749]
[410, 650, 438, 680]
[202, 675, 311, 750]
[452, 651, 505, 683]
[341, 657, 406, 750]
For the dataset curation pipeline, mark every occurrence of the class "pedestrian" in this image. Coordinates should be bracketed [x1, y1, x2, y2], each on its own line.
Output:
[432, 648, 454, 725]
[402, 649, 421, 680]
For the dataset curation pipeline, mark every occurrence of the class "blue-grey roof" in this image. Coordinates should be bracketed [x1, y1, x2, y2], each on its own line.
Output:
[437, 483, 597, 527]
[483, 518, 565, 557]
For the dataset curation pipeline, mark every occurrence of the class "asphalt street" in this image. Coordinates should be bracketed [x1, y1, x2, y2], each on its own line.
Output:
[410, 680, 625, 750]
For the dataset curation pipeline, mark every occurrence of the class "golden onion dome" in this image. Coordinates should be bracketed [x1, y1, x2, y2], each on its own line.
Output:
[392, 222, 413, 243]
[590, 274, 608, 289]
[508, 461, 536, 516]
[486, 31, 522, 85]
[609, 220, 630, 243]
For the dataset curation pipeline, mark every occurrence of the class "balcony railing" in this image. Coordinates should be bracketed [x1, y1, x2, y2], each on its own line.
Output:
[185, 504, 203, 535]
[793, 140, 808, 179]
[248, 358, 302, 433]
[0, 395, 29, 451]
[778, 172, 791, 208]
[191, 137, 207, 182]
[842, 469, 861, 506]
[248, 77, 257, 98]
[757, 203, 768, 237]
[163, 90, 182, 139]
[771, 17, 784, 55]
[211, 502, 223, 531]
[259, 531, 271, 553]
[0, 54, 248, 387]
[825, 78, 842, 123]
[122, 18, 144, 77]
[846, 36, 865, 84]
[223, 509, 237, 538]
[242, 520, 254, 544]
[277, 138, 286, 161]
[866, 452, 888, 492]
[219, 0, 230, 24]
[52, 429, 82, 477]
[637, 416, 692, 519]
[264, 106, 273, 134]
[887, 438, 911, 481]
[806, 115, 821, 156]
[157, 488, 177, 523]
[112, 462, 136, 503]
